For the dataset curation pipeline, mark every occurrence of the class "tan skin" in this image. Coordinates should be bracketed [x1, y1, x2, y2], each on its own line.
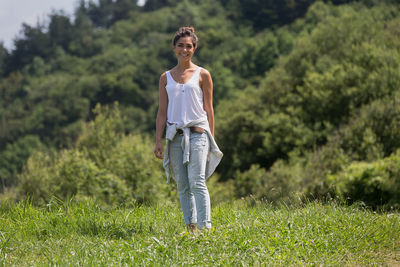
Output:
[154, 36, 215, 159]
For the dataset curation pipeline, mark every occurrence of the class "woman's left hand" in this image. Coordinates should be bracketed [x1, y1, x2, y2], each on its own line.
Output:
[154, 142, 163, 159]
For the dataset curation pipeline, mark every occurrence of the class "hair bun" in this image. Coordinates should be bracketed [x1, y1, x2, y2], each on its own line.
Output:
[173, 26, 198, 48]
[180, 26, 195, 33]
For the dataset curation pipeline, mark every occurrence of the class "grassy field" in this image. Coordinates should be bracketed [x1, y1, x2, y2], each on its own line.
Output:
[0, 199, 399, 266]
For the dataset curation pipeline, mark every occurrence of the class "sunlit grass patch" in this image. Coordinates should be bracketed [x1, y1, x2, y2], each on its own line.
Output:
[0, 199, 399, 266]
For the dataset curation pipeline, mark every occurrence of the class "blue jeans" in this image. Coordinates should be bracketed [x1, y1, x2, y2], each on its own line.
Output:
[169, 132, 211, 229]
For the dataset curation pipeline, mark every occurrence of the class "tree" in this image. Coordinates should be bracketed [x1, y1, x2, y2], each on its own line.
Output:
[0, 135, 42, 191]
[0, 43, 7, 77]
[6, 23, 52, 74]
[48, 13, 74, 51]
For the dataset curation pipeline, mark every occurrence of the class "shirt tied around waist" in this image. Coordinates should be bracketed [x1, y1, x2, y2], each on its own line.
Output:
[163, 117, 223, 184]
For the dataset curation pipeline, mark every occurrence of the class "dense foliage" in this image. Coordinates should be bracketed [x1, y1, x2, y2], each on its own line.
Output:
[1, 0, 400, 208]
[15, 104, 170, 205]
[216, 2, 400, 207]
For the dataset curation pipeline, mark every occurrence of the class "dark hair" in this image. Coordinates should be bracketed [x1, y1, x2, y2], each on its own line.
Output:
[172, 27, 198, 48]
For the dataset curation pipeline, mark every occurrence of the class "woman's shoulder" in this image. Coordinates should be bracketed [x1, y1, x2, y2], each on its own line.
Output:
[159, 71, 168, 85]
[159, 71, 168, 78]
[199, 67, 212, 80]
[198, 67, 212, 89]
[199, 66, 210, 75]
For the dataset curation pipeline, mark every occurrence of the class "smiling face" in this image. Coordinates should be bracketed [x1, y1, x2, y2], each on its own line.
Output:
[173, 36, 195, 62]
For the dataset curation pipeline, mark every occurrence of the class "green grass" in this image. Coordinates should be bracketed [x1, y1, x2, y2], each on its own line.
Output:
[0, 199, 399, 266]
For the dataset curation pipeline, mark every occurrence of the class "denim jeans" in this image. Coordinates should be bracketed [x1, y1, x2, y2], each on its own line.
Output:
[169, 132, 211, 229]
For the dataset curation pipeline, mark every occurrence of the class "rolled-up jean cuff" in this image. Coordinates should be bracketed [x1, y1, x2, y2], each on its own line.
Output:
[198, 222, 211, 229]
[184, 218, 196, 225]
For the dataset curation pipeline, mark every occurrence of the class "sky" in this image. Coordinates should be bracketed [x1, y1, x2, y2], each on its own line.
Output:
[0, 0, 145, 51]
[0, 0, 78, 50]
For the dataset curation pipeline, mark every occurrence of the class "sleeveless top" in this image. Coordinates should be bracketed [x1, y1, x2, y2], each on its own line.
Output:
[165, 67, 207, 125]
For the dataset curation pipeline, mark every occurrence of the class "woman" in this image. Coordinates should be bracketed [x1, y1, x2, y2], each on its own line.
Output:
[154, 27, 223, 232]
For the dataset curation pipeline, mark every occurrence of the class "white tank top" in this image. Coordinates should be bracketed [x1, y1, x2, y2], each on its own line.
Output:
[165, 67, 207, 125]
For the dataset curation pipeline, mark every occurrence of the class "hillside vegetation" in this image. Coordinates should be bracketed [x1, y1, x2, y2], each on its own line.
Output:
[1, 0, 400, 208]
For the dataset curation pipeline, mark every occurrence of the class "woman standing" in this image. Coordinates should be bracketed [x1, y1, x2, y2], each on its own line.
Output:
[154, 27, 223, 232]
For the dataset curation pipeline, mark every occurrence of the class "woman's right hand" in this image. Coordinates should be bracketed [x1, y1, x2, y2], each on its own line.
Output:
[154, 142, 163, 159]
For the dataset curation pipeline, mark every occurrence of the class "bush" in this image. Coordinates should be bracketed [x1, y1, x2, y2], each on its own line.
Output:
[206, 173, 235, 204]
[0, 135, 42, 190]
[15, 104, 171, 206]
[300, 94, 400, 199]
[329, 149, 400, 208]
[17, 150, 129, 205]
[233, 160, 303, 203]
[337, 95, 400, 160]
[229, 93, 400, 205]
[100, 134, 168, 203]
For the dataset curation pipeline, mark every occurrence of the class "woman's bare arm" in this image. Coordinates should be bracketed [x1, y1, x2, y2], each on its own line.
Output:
[154, 73, 168, 159]
[201, 69, 214, 137]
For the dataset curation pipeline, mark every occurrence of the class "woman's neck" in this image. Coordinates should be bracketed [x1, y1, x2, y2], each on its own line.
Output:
[176, 60, 193, 71]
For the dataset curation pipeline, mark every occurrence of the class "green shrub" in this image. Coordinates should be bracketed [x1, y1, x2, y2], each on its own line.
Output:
[302, 94, 400, 199]
[17, 150, 129, 205]
[301, 145, 349, 199]
[0, 135, 42, 190]
[100, 134, 168, 204]
[329, 149, 400, 208]
[337, 95, 400, 160]
[233, 160, 303, 203]
[15, 104, 171, 206]
[228, 93, 400, 205]
[206, 173, 235, 204]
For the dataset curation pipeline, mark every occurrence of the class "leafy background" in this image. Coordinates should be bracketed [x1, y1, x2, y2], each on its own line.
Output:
[1, 0, 400, 208]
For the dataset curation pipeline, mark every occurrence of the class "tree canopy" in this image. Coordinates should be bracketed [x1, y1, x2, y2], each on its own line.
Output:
[1, 0, 400, 207]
